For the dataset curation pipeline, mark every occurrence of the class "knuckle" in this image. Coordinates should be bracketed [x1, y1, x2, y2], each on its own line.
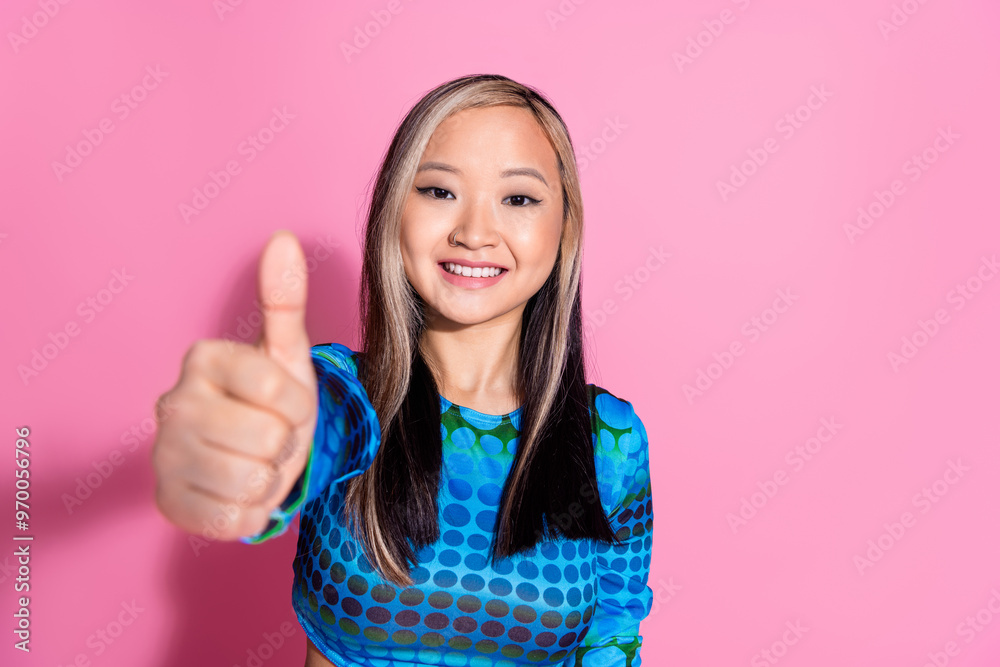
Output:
[246, 464, 277, 502]
[276, 423, 298, 460]
[154, 393, 168, 421]
[155, 390, 183, 425]
[203, 456, 242, 495]
[159, 396, 201, 443]
[260, 478, 286, 510]
[183, 339, 214, 375]
[261, 418, 292, 461]
[290, 385, 317, 426]
[255, 370, 283, 405]
[225, 459, 269, 503]
[273, 435, 297, 470]
[235, 464, 266, 500]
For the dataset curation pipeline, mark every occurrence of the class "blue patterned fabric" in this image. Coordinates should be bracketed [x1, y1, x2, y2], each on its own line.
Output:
[244, 342, 653, 666]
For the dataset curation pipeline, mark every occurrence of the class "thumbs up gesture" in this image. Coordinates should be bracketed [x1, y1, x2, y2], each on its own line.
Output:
[152, 231, 319, 540]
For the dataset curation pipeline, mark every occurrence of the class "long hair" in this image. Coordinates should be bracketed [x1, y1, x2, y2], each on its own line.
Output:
[341, 74, 621, 587]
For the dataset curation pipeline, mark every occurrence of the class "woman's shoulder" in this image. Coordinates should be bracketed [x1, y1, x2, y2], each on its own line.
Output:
[585, 383, 650, 515]
[585, 384, 647, 436]
[311, 341, 362, 377]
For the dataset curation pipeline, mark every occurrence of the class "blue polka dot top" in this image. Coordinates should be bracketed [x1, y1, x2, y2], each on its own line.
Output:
[242, 342, 653, 666]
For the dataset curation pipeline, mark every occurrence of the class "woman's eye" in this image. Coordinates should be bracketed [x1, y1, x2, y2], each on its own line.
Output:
[417, 186, 453, 200]
[417, 187, 538, 207]
[504, 195, 540, 207]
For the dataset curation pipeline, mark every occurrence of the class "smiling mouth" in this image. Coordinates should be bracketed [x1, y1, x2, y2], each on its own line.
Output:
[440, 262, 507, 278]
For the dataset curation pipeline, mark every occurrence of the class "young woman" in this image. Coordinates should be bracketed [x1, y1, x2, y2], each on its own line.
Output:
[153, 74, 653, 666]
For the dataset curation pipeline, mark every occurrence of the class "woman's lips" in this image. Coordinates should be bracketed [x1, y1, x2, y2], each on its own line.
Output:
[438, 262, 507, 288]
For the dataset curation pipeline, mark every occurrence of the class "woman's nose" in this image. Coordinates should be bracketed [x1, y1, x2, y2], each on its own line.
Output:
[451, 198, 499, 248]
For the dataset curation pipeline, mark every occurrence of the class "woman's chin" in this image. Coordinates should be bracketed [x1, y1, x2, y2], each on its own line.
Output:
[424, 304, 522, 330]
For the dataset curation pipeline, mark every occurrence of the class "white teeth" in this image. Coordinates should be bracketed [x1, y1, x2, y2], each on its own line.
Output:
[444, 262, 503, 277]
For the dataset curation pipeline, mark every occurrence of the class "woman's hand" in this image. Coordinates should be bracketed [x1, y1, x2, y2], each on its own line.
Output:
[152, 231, 319, 540]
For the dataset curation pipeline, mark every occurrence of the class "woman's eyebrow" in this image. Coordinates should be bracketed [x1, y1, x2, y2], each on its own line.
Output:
[416, 161, 549, 189]
[501, 167, 549, 188]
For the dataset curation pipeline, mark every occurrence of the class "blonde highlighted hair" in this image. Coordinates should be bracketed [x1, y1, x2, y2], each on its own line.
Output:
[342, 74, 618, 587]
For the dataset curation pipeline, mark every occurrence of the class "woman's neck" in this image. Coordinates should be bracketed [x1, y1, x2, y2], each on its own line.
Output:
[419, 310, 522, 415]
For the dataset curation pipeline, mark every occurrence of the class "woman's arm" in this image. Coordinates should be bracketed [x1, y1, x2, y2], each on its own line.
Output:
[241, 342, 381, 543]
[568, 395, 654, 666]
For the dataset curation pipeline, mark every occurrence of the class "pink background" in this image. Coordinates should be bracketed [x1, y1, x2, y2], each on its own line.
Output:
[3, 0, 999, 665]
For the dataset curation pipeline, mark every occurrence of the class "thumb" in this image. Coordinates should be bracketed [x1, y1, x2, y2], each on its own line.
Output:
[256, 230, 313, 390]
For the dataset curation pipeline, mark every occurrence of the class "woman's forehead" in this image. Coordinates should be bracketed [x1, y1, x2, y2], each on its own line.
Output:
[420, 107, 560, 178]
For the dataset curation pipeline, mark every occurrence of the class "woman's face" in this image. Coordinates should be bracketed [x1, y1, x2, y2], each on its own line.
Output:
[399, 105, 565, 330]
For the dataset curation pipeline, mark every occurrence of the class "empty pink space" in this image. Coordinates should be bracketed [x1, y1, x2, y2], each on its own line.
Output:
[2, 0, 999, 665]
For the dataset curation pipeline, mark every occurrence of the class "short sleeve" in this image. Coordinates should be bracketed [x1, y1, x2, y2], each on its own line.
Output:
[240, 342, 381, 544]
[569, 390, 654, 666]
